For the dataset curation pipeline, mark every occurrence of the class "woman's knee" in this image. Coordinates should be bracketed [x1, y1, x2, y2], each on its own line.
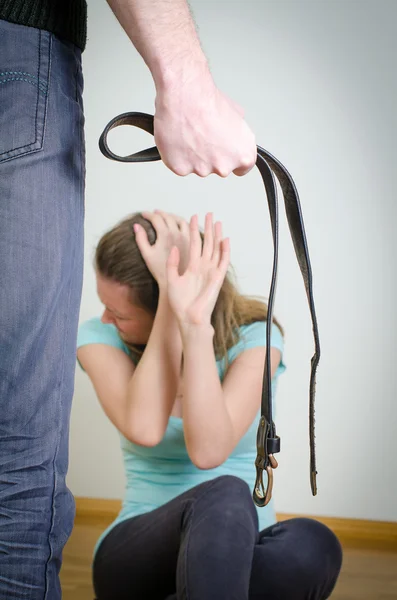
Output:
[291, 517, 342, 562]
[190, 475, 258, 530]
[207, 475, 254, 509]
[281, 518, 343, 597]
[211, 474, 251, 494]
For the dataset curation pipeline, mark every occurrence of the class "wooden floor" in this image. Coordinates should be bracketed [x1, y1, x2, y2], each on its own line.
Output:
[60, 519, 397, 599]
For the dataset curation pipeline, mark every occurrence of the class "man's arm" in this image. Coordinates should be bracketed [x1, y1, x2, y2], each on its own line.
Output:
[106, 0, 257, 177]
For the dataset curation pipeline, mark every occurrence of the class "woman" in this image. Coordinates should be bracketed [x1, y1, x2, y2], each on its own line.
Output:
[77, 210, 342, 600]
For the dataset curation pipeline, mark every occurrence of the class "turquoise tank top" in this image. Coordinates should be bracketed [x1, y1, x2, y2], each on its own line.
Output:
[77, 317, 286, 556]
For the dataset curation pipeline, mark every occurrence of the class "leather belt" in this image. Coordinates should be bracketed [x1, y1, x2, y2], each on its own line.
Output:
[99, 112, 320, 506]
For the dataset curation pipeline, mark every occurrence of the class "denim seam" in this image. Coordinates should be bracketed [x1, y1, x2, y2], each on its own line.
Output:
[0, 69, 47, 93]
[0, 77, 48, 94]
[40, 35, 51, 161]
[0, 136, 38, 158]
[0, 70, 48, 85]
[35, 32, 41, 152]
[39, 32, 58, 600]
[74, 41, 85, 215]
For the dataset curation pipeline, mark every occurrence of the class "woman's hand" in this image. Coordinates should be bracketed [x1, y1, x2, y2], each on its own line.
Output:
[134, 210, 190, 288]
[166, 213, 230, 328]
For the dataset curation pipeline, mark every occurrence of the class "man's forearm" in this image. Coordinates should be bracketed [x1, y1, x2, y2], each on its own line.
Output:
[106, 0, 256, 177]
[106, 0, 209, 89]
[125, 291, 182, 445]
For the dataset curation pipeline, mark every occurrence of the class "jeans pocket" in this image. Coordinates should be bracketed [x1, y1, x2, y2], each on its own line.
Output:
[0, 21, 51, 163]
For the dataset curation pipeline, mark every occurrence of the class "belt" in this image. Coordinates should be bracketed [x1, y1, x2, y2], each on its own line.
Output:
[99, 112, 320, 506]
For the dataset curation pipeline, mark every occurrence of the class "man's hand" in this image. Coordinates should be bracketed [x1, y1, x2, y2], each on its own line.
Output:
[154, 67, 257, 178]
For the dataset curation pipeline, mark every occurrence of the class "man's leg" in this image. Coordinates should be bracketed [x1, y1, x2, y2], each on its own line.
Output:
[0, 21, 85, 599]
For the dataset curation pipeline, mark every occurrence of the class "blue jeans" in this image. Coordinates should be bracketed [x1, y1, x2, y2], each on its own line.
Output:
[0, 20, 85, 599]
[93, 476, 343, 600]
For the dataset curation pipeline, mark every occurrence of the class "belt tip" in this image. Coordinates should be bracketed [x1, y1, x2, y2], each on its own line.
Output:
[310, 471, 318, 496]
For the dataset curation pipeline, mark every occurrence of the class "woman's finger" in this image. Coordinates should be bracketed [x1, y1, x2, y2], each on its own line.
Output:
[201, 248, 229, 309]
[154, 209, 180, 233]
[133, 223, 152, 257]
[167, 212, 190, 238]
[218, 238, 231, 274]
[166, 246, 180, 284]
[188, 214, 202, 270]
[202, 213, 214, 260]
[175, 216, 190, 235]
[202, 237, 230, 304]
[211, 221, 223, 265]
[141, 211, 167, 236]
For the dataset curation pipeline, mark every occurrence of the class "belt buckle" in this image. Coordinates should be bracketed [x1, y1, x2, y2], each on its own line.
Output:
[253, 416, 278, 507]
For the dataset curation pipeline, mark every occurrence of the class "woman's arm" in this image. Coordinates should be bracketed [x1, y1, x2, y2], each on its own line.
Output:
[122, 211, 190, 445]
[180, 324, 281, 469]
[166, 212, 282, 468]
[79, 211, 189, 445]
[124, 290, 182, 446]
[77, 293, 181, 445]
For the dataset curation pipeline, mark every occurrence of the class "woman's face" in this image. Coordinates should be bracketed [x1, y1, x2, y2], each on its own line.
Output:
[96, 274, 154, 345]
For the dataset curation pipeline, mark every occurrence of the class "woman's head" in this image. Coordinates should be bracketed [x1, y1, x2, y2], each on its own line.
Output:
[95, 213, 157, 350]
[96, 275, 154, 345]
[95, 212, 283, 362]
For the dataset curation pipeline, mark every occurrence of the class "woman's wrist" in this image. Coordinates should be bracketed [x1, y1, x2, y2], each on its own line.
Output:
[178, 321, 215, 343]
[157, 287, 182, 329]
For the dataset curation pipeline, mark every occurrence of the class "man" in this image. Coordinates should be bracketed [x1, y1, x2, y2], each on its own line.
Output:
[0, 1, 256, 597]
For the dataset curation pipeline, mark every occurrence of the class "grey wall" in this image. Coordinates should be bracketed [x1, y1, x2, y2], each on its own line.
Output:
[68, 0, 397, 521]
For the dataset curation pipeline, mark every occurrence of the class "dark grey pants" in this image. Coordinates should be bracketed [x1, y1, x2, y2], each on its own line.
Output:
[93, 475, 342, 600]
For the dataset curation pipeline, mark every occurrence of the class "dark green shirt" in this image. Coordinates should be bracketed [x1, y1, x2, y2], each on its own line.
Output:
[0, 0, 87, 51]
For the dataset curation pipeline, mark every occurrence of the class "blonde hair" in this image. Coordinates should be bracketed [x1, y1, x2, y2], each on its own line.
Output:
[95, 213, 284, 366]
